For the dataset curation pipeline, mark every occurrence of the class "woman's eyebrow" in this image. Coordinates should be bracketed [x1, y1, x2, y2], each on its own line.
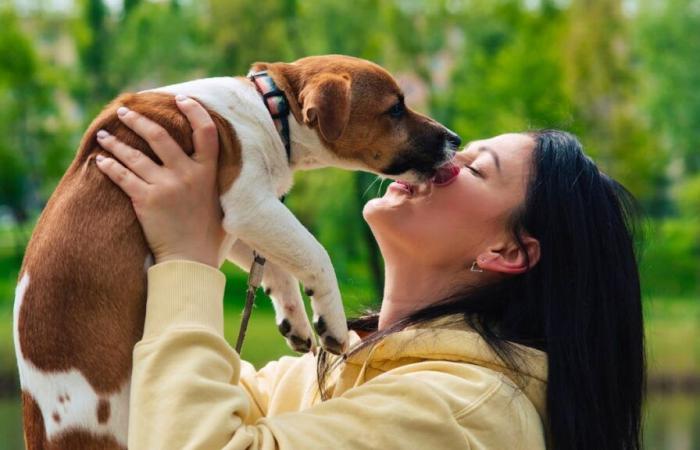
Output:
[478, 146, 501, 172]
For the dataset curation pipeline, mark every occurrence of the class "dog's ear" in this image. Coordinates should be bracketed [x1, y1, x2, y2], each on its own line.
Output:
[300, 73, 351, 142]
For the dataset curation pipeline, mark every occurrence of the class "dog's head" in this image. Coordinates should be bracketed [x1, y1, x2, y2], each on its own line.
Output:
[252, 55, 460, 182]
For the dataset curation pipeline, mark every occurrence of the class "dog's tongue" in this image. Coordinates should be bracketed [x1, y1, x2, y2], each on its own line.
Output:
[432, 163, 460, 185]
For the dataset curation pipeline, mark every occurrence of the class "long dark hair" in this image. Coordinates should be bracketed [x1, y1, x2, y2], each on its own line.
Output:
[318, 130, 645, 450]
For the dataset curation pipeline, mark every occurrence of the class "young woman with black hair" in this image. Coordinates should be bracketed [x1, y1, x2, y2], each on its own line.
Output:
[96, 96, 644, 450]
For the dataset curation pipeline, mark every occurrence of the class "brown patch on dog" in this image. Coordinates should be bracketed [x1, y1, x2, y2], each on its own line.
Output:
[18, 92, 242, 445]
[97, 399, 110, 424]
[51, 432, 123, 450]
[253, 55, 454, 178]
[22, 391, 49, 449]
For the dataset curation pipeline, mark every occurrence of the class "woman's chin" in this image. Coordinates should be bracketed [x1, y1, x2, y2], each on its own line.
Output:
[363, 196, 412, 234]
[364, 196, 404, 219]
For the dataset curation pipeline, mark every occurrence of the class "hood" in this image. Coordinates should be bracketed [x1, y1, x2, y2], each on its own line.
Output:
[342, 315, 548, 420]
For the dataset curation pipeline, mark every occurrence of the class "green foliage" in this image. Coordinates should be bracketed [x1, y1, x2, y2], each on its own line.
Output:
[641, 218, 700, 298]
[636, 0, 700, 174]
[677, 175, 700, 218]
[106, 1, 216, 91]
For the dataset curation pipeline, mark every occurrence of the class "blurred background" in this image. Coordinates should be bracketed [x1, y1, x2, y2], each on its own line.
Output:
[0, 0, 698, 448]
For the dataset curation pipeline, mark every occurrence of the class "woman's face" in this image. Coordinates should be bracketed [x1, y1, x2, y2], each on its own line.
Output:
[363, 133, 536, 272]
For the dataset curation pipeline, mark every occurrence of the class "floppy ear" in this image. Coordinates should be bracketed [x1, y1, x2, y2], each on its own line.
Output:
[300, 73, 351, 142]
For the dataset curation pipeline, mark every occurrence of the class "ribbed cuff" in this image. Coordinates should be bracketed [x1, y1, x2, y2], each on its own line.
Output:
[142, 260, 227, 341]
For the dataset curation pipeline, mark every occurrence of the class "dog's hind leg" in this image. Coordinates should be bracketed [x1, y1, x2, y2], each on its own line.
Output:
[227, 239, 315, 353]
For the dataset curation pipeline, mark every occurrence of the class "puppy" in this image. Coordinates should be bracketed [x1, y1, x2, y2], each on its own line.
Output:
[14, 55, 460, 449]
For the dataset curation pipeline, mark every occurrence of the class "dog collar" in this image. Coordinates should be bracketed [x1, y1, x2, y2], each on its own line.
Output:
[248, 70, 292, 163]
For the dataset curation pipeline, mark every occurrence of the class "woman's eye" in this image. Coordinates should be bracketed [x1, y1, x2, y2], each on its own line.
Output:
[465, 165, 481, 176]
[388, 101, 405, 118]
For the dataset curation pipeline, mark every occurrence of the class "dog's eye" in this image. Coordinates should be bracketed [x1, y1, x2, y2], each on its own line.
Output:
[387, 101, 406, 118]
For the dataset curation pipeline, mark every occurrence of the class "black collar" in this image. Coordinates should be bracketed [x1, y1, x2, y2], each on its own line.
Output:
[248, 70, 292, 162]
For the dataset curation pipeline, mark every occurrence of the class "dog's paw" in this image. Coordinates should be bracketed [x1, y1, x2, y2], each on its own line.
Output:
[307, 289, 349, 355]
[277, 317, 315, 353]
[312, 316, 348, 355]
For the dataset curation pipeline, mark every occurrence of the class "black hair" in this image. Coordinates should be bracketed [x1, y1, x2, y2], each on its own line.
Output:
[317, 129, 645, 450]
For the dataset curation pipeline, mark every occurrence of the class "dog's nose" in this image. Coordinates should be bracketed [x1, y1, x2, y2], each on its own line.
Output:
[445, 130, 462, 148]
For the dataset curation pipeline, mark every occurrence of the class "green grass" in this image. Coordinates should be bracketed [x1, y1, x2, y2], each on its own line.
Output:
[223, 307, 297, 368]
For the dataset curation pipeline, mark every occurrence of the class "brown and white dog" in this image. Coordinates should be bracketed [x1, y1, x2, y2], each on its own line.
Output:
[13, 55, 460, 448]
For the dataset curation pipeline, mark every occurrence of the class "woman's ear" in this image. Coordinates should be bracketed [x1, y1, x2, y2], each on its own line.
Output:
[477, 235, 540, 275]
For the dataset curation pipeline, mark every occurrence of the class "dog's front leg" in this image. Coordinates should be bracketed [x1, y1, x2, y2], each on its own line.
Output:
[227, 239, 315, 353]
[224, 199, 348, 354]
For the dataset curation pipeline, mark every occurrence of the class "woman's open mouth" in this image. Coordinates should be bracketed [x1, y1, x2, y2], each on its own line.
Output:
[394, 180, 414, 194]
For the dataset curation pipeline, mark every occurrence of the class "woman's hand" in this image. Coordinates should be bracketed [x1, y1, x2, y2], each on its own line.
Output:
[95, 95, 226, 268]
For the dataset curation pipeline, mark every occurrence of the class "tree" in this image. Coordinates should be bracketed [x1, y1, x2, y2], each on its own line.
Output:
[637, 0, 700, 176]
[562, 0, 663, 204]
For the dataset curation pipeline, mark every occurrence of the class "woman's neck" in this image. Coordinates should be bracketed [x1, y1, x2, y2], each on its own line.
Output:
[378, 259, 467, 331]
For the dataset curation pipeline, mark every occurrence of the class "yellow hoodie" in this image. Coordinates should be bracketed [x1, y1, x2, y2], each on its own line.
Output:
[129, 261, 548, 449]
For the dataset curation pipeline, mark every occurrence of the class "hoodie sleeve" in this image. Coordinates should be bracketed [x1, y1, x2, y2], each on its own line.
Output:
[129, 261, 278, 426]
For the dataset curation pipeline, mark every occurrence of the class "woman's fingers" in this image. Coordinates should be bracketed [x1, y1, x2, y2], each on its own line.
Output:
[175, 95, 219, 165]
[116, 106, 189, 169]
[96, 130, 162, 183]
[95, 155, 149, 200]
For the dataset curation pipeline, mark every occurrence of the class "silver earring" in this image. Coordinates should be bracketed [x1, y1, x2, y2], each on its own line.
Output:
[470, 260, 483, 273]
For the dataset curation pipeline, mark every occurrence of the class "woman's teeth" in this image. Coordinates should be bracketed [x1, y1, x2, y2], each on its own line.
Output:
[396, 180, 415, 194]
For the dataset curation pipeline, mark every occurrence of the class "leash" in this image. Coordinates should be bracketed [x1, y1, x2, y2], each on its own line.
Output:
[234, 252, 266, 353]
[234, 71, 293, 354]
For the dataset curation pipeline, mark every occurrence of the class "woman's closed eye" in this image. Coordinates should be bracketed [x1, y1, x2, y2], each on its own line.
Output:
[464, 165, 482, 177]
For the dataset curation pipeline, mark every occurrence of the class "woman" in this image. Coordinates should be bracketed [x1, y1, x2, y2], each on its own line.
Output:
[95, 96, 645, 449]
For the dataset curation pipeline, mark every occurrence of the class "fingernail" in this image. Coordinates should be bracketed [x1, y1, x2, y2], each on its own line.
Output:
[117, 106, 129, 117]
[96, 129, 109, 139]
[175, 94, 188, 102]
[96, 155, 105, 163]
